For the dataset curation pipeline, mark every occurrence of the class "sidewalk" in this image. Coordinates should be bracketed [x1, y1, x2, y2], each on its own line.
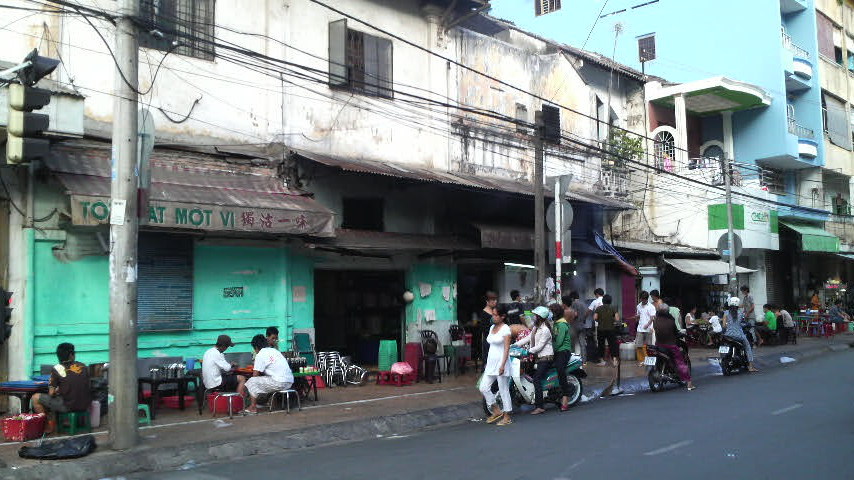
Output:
[0, 333, 849, 479]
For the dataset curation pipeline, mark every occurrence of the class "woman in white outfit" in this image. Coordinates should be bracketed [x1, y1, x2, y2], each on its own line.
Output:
[479, 304, 513, 426]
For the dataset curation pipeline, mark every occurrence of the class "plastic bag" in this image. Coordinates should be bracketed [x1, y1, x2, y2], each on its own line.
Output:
[19, 434, 96, 460]
[390, 362, 414, 375]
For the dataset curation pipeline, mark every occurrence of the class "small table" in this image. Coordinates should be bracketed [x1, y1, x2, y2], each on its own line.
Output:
[137, 376, 201, 421]
[292, 373, 319, 402]
[0, 384, 49, 412]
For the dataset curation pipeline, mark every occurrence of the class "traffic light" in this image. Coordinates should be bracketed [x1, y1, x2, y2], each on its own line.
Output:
[0, 289, 12, 345]
[6, 83, 53, 164]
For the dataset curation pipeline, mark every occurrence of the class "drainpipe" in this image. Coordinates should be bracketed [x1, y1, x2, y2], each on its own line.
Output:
[23, 162, 35, 379]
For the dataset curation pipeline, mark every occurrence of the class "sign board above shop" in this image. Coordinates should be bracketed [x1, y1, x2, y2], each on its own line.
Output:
[707, 203, 779, 251]
[71, 195, 335, 236]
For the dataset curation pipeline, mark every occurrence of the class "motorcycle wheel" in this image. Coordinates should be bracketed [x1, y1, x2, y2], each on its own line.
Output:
[720, 355, 732, 376]
[565, 375, 583, 407]
[648, 369, 663, 392]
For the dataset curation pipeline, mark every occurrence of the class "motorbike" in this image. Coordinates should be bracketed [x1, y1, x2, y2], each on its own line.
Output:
[479, 346, 587, 415]
[686, 324, 716, 348]
[718, 325, 752, 376]
[645, 340, 691, 392]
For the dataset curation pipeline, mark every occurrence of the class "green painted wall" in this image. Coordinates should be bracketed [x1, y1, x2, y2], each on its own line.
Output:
[405, 263, 457, 341]
[31, 239, 313, 374]
[708, 204, 745, 230]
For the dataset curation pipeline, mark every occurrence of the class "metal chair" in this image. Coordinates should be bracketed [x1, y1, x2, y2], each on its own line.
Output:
[317, 352, 346, 387]
[211, 392, 242, 419]
[269, 389, 301, 413]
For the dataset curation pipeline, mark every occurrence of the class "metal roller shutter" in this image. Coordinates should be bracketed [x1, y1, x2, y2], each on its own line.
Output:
[137, 233, 193, 331]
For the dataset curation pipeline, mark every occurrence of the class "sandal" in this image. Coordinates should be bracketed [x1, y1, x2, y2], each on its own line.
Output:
[530, 408, 546, 415]
[485, 411, 502, 424]
[687, 385, 696, 391]
[240, 409, 258, 415]
[496, 417, 513, 426]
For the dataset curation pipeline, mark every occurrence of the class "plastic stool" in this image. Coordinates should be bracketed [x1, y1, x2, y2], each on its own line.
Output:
[56, 411, 92, 435]
[138, 404, 151, 426]
[269, 389, 301, 413]
[212, 392, 242, 419]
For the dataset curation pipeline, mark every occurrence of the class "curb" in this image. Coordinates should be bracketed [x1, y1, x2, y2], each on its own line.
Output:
[0, 402, 483, 480]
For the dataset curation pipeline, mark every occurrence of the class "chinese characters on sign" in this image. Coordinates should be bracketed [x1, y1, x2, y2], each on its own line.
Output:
[70, 195, 332, 236]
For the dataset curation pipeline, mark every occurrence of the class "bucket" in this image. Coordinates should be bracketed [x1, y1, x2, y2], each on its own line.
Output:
[206, 394, 244, 414]
[619, 342, 636, 361]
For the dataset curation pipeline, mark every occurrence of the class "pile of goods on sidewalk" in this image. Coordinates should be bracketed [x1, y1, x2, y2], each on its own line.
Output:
[2, 412, 46, 442]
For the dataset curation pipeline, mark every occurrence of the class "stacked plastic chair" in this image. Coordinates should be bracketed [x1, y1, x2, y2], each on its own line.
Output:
[377, 340, 398, 372]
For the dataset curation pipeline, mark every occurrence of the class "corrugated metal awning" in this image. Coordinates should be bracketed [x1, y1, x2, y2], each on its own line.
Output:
[665, 258, 756, 276]
[47, 152, 335, 237]
[294, 149, 634, 210]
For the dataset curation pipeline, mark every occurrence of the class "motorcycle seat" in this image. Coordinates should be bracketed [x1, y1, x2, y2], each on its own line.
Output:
[722, 335, 743, 345]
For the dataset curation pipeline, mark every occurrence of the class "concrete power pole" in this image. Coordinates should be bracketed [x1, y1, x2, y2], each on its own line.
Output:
[722, 157, 738, 294]
[534, 112, 546, 303]
[109, 0, 140, 450]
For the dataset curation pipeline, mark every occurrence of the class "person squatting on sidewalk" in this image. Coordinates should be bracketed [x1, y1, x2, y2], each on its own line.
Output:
[479, 304, 513, 426]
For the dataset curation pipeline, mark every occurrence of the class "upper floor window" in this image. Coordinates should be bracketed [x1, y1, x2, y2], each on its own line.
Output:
[329, 20, 393, 98]
[535, 0, 562, 16]
[652, 128, 674, 171]
[139, 0, 215, 61]
[342, 198, 384, 231]
[817, 11, 843, 64]
[638, 34, 656, 62]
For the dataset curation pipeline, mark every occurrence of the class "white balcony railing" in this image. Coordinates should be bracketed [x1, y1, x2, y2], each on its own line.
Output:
[782, 31, 811, 59]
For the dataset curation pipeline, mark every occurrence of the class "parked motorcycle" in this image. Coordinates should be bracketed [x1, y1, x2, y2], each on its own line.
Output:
[645, 341, 692, 392]
[479, 346, 587, 415]
[718, 326, 752, 376]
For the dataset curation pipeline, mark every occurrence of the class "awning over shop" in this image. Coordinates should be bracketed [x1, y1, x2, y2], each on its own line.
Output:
[294, 149, 635, 209]
[837, 254, 854, 261]
[594, 232, 638, 276]
[780, 221, 840, 253]
[614, 239, 717, 256]
[664, 258, 756, 276]
[47, 150, 336, 237]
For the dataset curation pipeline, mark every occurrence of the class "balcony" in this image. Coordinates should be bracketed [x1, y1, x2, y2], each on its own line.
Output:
[783, 32, 813, 92]
[826, 215, 854, 247]
[788, 117, 815, 139]
[780, 0, 807, 14]
[599, 165, 630, 198]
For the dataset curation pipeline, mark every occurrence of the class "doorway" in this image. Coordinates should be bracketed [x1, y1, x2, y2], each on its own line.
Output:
[314, 270, 405, 365]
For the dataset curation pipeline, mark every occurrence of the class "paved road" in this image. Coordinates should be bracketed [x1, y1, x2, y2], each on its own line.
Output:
[134, 349, 854, 480]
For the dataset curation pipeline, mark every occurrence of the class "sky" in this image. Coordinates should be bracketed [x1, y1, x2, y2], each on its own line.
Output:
[488, 0, 619, 57]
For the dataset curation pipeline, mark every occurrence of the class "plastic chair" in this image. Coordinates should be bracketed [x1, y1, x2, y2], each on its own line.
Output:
[269, 389, 301, 413]
[56, 411, 92, 435]
[138, 404, 151, 426]
[293, 333, 317, 367]
[419, 330, 446, 383]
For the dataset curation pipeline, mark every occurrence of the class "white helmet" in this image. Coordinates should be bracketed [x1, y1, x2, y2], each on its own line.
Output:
[727, 296, 741, 307]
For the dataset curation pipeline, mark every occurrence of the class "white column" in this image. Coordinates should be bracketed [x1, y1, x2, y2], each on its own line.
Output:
[722, 111, 735, 160]
[638, 266, 660, 294]
[674, 94, 689, 165]
[595, 263, 607, 291]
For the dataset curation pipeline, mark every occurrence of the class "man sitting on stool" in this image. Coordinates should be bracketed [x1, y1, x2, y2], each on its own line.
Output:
[202, 335, 246, 393]
[32, 343, 92, 434]
[239, 334, 293, 414]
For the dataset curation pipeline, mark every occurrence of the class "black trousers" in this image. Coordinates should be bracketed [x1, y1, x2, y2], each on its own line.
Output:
[533, 357, 554, 408]
[584, 329, 598, 362]
[597, 330, 619, 361]
[552, 350, 572, 399]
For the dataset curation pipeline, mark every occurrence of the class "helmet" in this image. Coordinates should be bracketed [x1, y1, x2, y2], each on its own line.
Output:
[532, 306, 550, 320]
[727, 296, 741, 307]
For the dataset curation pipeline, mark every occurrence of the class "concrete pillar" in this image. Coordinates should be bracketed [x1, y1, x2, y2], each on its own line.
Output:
[595, 263, 607, 291]
[674, 94, 688, 165]
[4, 169, 30, 413]
[722, 111, 735, 160]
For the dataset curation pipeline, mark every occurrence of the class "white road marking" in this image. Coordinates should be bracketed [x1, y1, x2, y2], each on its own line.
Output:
[771, 403, 803, 415]
[643, 440, 693, 456]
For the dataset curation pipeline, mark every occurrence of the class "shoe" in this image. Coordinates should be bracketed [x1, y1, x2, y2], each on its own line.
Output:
[485, 411, 502, 424]
[530, 408, 546, 415]
[687, 385, 696, 391]
[496, 417, 513, 426]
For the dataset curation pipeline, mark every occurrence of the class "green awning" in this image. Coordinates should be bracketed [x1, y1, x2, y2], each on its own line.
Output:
[780, 221, 840, 253]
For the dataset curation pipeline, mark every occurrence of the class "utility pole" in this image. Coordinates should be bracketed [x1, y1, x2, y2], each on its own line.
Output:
[108, 0, 139, 450]
[534, 112, 546, 303]
[554, 176, 562, 301]
[722, 156, 738, 294]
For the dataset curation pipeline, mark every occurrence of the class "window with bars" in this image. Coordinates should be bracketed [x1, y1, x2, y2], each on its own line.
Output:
[139, 0, 215, 61]
[329, 20, 393, 98]
[638, 34, 656, 62]
[535, 0, 562, 16]
[760, 168, 786, 195]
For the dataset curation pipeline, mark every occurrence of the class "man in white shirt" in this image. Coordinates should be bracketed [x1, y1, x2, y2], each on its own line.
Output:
[634, 291, 656, 365]
[585, 288, 605, 362]
[240, 334, 294, 414]
[202, 335, 246, 393]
